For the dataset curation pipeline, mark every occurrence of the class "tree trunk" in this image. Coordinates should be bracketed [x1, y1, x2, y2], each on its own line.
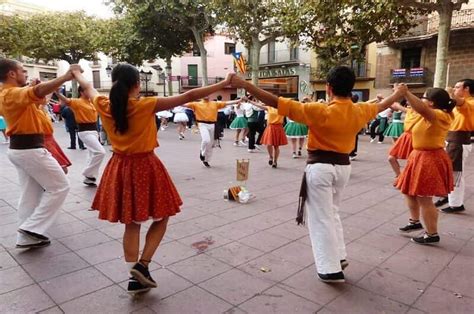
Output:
[433, 3, 453, 88]
[250, 39, 262, 86]
[191, 27, 208, 86]
[71, 80, 78, 97]
[165, 57, 173, 96]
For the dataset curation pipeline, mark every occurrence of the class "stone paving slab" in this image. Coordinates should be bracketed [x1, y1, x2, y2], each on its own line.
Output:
[0, 123, 473, 313]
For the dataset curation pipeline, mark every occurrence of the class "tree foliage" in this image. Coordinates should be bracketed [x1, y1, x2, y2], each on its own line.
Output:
[1, 11, 107, 63]
[109, 0, 215, 85]
[278, 0, 421, 76]
[211, 0, 285, 85]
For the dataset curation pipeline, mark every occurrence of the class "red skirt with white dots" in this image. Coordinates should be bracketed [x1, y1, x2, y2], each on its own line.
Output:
[92, 151, 182, 224]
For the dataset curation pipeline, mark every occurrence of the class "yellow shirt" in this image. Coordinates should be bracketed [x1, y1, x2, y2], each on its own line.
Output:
[267, 106, 284, 124]
[450, 96, 474, 131]
[69, 98, 98, 123]
[278, 97, 378, 153]
[187, 101, 226, 122]
[411, 109, 454, 150]
[403, 108, 422, 132]
[0, 84, 45, 136]
[93, 96, 158, 154]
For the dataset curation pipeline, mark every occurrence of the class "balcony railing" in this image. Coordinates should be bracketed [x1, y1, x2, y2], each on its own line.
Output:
[180, 76, 225, 88]
[389, 67, 429, 85]
[401, 9, 474, 38]
[310, 62, 372, 81]
[258, 48, 303, 65]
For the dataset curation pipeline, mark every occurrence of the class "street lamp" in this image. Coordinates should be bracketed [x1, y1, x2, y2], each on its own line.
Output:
[139, 69, 153, 96]
[105, 65, 113, 77]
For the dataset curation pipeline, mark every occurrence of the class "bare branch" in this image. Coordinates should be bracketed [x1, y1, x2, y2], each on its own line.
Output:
[398, 0, 439, 11]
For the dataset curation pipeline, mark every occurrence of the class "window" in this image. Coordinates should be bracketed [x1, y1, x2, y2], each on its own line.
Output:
[268, 41, 276, 63]
[401, 48, 421, 69]
[225, 43, 236, 55]
[289, 47, 298, 60]
[39, 72, 57, 81]
[92, 70, 101, 89]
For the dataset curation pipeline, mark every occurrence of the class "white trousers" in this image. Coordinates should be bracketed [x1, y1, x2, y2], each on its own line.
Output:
[7, 148, 70, 236]
[198, 123, 215, 162]
[449, 144, 472, 207]
[78, 130, 106, 179]
[305, 163, 351, 274]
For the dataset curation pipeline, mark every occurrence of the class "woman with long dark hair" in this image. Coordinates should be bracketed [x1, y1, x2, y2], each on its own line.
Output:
[72, 64, 231, 295]
[396, 87, 455, 244]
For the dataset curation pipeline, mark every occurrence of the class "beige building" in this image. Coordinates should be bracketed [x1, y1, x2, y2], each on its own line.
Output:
[375, 1, 474, 95]
[310, 43, 378, 101]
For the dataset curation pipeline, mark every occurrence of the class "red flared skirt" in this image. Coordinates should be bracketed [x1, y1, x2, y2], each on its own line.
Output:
[91, 151, 182, 224]
[396, 149, 453, 197]
[261, 124, 288, 146]
[44, 134, 72, 168]
[388, 132, 413, 160]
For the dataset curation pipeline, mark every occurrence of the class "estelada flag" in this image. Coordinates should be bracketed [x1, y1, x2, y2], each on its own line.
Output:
[232, 52, 247, 74]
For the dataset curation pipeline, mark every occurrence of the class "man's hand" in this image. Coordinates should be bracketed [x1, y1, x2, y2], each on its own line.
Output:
[230, 75, 248, 89]
[223, 73, 234, 86]
[68, 64, 83, 79]
[394, 83, 408, 98]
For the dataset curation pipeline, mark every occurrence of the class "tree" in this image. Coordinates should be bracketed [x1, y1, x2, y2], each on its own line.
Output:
[211, 1, 285, 85]
[109, 0, 215, 86]
[399, 0, 469, 87]
[277, 0, 420, 77]
[0, 15, 27, 58]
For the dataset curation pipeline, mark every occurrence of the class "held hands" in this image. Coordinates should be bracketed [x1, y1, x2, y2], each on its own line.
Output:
[393, 83, 408, 98]
[223, 73, 235, 86]
[67, 64, 84, 80]
[230, 75, 247, 89]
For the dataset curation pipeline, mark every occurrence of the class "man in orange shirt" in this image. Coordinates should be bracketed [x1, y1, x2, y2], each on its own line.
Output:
[185, 96, 240, 167]
[230, 67, 405, 283]
[0, 58, 78, 248]
[56, 87, 106, 186]
[437, 79, 474, 213]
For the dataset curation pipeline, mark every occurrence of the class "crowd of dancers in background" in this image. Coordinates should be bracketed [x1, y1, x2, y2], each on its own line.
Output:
[0, 57, 473, 293]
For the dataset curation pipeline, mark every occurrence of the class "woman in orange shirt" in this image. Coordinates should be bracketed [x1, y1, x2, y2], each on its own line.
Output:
[396, 87, 455, 244]
[72, 64, 231, 295]
[259, 104, 288, 168]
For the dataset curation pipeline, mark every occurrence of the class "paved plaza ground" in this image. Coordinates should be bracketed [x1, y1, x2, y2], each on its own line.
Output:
[0, 123, 473, 314]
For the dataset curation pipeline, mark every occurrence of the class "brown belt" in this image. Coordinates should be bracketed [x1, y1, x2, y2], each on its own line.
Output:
[9, 134, 45, 150]
[296, 150, 350, 225]
[78, 122, 97, 132]
[196, 120, 216, 124]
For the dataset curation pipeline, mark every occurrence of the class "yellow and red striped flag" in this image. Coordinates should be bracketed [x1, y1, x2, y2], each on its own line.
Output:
[232, 52, 247, 74]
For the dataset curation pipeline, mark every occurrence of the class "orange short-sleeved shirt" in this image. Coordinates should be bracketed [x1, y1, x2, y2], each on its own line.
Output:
[403, 108, 422, 132]
[38, 110, 53, 135]
[411, 109, 454, 150]
[450, 97, 474, 131]
[266, 106, 284, 124]
[0, 84, 45, 136]
[93, 96, 158, 154]
[69, 98, 98, 124]
[278, 97, 378, 153]
[187, 101, 225, 122]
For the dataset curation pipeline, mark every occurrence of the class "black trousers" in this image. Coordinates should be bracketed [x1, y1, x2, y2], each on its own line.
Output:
[370, 118, 386, 142]
[248, 121, 265, 149]
[350, 134, 358, 156]
[215, 112, 226, 139]
[69, 130, 84, 149]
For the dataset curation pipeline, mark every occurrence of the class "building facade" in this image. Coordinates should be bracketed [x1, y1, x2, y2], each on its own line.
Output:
[237, 39, 312, 101]
[375, 1, 474, 95]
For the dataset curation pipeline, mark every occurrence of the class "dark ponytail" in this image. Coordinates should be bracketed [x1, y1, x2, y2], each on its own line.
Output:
[109, 63, 140, 134]
[424, 88, 456, 113]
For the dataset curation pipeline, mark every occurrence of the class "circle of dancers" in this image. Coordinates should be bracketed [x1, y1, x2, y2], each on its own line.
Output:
[0, 57, 473, 294]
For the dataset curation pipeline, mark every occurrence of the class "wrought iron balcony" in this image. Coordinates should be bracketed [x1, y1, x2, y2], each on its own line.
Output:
[179, 76, 225, 88]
